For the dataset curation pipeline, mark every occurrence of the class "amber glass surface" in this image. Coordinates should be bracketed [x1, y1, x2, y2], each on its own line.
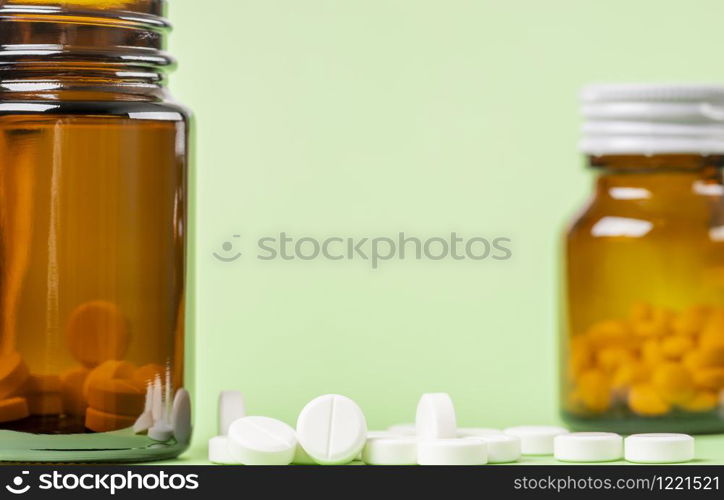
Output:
[0, 113, 186, 434]
[0, 0, 189, 461]
[563, 155, 724, 433]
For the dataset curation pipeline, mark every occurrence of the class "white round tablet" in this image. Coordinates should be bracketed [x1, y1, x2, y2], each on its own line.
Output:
[465, 434, 521, 463]
[208, 435, 238, 464]
[218, 390, 246, 436]
[362, 437, 418, 465]
[416, 393, 457, 440]
[417, 439, 487, 465]
[387, 424, 417, 436]
[504, 425, 569, 455]
[171, 388, 192, 444]
[457, 427, 503, 438]
[554, 432, 623, 462]
[624, 433, 695, 464]
[228, 416, 297, 465]
[296, 394, 368, 465]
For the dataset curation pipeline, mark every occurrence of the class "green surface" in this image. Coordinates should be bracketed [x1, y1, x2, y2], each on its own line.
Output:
[164, 0, 724, 466]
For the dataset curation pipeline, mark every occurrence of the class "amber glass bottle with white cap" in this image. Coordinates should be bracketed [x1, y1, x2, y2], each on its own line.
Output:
[562, 84, 724, 433]
[0, 0, 190, 461]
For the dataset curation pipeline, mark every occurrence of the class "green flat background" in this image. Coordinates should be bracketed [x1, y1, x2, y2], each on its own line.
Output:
[165, 0, 724, 464]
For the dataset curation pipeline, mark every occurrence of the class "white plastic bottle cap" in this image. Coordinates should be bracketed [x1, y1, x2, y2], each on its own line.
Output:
[554, 432, 623, 462]
[503, 425, 569, 455]
[296, 394, 367, 465]
[208, 435, 238, 464]
[464, 434, 521, 463]
[362, 437, 418, 465]
[227, 416, 297, 465]
[417, 439, 487, 465]
[580, 83, 724, 156]
[624, 433, 695, 464]
[416, 393, 457, 440]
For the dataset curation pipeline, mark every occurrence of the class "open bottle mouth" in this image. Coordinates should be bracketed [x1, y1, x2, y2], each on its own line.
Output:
[0, 0, 173, 76]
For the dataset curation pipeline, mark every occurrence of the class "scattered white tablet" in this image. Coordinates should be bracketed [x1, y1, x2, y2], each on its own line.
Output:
[416, 393, 457, 440]
[227, 416, 297, 465]
[554, 432, 623, 462]
[417, 439, 487, 465]
[503, 425, 569, 455]
[624, 433, 695, 464]
[296, 394, 367, 465]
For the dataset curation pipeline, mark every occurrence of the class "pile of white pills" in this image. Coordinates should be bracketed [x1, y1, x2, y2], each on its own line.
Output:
[208, 391, 696, 465]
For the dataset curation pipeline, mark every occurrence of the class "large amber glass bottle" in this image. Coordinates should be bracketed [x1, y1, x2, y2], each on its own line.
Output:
[562, 85, 724, 434]
[0, 0, 190, 461]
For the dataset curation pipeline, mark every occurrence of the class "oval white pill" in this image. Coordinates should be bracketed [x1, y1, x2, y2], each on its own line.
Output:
[554, 432, 623, 462]
[296, 394, 367, 465]
[219, 390, 246, 436]
[624, 433, 695, 464]
[417, 439, 487, 465]
[171, 388, 192, 444]
[387, 424, 416, 436]
[416, 393, 457, 439]
[504, 425, 569, 455]
[208, 435, 238, 464]
[362, 437, 417, 465]
[228, 416, 297, 465]
[465, 434, 521, 463]
[458, 427, 503, 438]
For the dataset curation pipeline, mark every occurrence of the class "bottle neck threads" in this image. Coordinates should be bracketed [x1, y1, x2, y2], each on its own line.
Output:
[0, 1, 173, 98]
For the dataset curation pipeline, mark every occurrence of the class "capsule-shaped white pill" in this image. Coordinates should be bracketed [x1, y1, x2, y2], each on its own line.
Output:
[218, 390, 246, 436]
[362, 437, 418, 465]
[504, 425, 569, 455]
[209, 435, 239, 464]
[624, 433, 694, 464]
[416, 393, 457, 440]
[417, 439, 487, 465]
[228, 416, 297, 465]
[296, 394, 367, 465]
[554, 432, 623, 462]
